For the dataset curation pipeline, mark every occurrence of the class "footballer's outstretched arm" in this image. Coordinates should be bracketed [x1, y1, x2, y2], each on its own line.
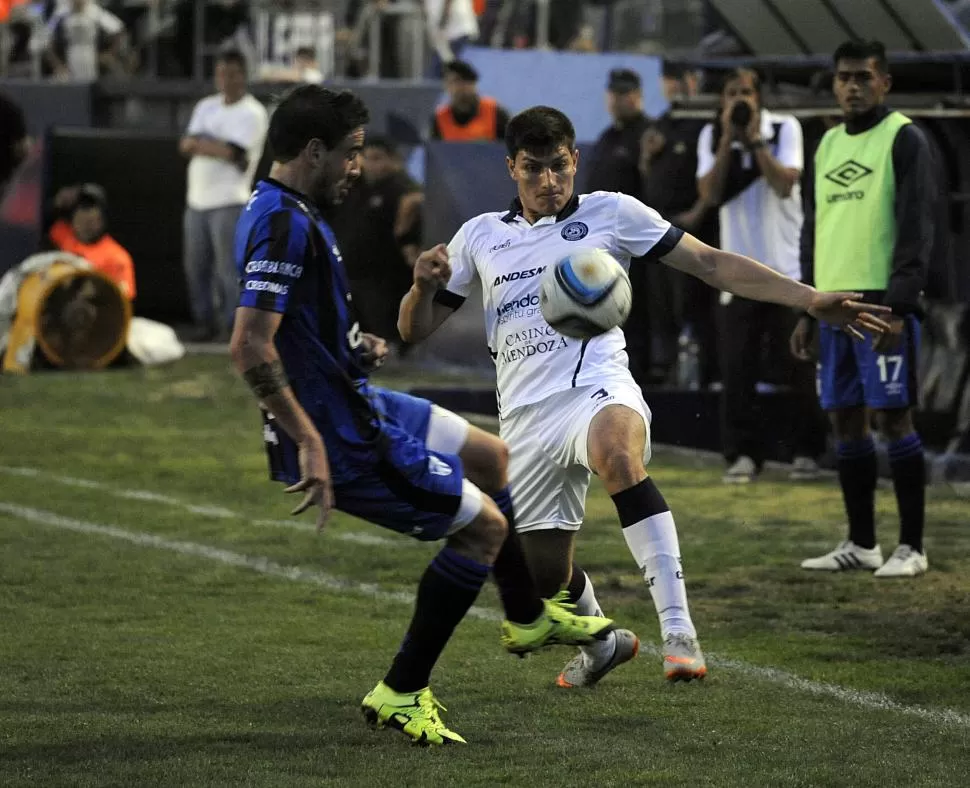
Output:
[660, 232, 892, 336]
[398, 243, 459, 342]
[230, 307, 334, 528]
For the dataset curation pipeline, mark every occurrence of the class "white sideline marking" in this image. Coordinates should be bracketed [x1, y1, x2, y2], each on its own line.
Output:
[3, 501, 969, 732]
[0, 502, 489, 619]
[0, 466, 400, 548]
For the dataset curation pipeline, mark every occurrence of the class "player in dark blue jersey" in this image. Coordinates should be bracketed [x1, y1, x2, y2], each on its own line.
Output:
[229, 85, 616, 746]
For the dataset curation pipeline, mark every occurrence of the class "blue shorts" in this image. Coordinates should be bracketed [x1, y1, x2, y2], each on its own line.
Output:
[261, 389, 470, 541]
[817, 317, 920, 411]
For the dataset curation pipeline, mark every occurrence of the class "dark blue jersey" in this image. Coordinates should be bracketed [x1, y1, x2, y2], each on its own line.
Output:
[235, 178, 381, 484]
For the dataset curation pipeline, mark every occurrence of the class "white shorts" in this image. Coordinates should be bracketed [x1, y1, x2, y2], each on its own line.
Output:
[500, 381, 652, 533]
[425, 404, 482, 533]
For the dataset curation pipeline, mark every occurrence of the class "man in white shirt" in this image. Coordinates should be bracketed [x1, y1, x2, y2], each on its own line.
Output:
[180, 49, 268, 341]
[398, 106, 890, 688]
[45, 0, 126, 81]
[697, 68, 825, 484]
[424, 0, 479, 77]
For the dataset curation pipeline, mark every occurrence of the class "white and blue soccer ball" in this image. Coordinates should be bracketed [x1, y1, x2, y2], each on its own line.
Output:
[539, 249, 633, 339]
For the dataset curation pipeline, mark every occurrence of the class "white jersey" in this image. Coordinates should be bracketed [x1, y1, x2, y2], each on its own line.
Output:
[441, 191, 682, 417]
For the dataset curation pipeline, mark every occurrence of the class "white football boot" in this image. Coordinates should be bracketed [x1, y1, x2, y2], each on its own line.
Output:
[801, 540, 884, 571]
[873, 545, 928, 578]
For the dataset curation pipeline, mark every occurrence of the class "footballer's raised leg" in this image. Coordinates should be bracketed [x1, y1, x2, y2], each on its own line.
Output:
[448, 416, 618, 654]
[587, 404, 706, 682]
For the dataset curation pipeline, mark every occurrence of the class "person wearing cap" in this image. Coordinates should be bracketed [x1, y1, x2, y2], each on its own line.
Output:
[431, 60, 510, 142]
[640, 62, 719, 389]
[47, 183, 136, 301]
[587, 68, 651, 197]
[586, 68, 657, 384]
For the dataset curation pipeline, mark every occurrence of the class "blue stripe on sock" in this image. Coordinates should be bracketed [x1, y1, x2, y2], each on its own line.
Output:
[430, 559, 485, 592]
[888, 433, 923, 461]
[439, 547, 491, 578]
[837, 437, 876, 459]
[433, 554, 489, 588]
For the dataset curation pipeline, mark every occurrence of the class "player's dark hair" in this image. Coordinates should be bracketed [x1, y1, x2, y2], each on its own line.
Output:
[217, 48, 247, 73]
[363, 134, 397, 156]
[295, 46, 316, 60]
[269, 85, 370, 161]
[833, 40, 889, 74]
[505, 106, 576, 159]
[720, 67, 761, 98]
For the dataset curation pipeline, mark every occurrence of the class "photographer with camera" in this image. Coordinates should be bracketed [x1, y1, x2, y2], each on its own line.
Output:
[697, 68, 826, 484]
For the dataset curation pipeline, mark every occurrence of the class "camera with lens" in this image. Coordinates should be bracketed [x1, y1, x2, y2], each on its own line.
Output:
[730, 100, 752, 129]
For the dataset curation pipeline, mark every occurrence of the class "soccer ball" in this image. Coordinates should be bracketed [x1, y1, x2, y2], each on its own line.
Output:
[539, 249, 633, 339]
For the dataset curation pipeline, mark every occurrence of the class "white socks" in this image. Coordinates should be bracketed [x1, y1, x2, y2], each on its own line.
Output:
[571, 571, 616, 668]
[621, 510, 696, 639]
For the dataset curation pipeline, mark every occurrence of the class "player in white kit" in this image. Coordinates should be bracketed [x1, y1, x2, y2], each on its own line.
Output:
[399, 107, 890, 687]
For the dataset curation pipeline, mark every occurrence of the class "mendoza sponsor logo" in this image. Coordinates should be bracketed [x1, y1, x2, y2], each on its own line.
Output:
[824, 159, 872, 202]
[493, 266, 545, 287]
[245, 260, 304, 278]
[496, 293, 541, 325]
[500, 326, 567, 363]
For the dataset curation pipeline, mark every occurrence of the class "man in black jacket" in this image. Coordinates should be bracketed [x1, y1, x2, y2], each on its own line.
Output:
[586, 69, 662, 383]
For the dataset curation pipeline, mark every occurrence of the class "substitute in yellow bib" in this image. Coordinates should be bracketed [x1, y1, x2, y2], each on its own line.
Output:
[793, 40, 935, 578]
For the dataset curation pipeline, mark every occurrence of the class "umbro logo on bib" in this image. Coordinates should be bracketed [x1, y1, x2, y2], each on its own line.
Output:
[824, 159, 873, 188]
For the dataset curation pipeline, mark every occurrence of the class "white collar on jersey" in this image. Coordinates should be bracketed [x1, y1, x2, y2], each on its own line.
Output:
[501, 193, 581, 226]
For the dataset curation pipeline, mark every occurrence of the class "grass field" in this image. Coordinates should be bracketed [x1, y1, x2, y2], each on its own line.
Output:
[1, 355, 969, 787]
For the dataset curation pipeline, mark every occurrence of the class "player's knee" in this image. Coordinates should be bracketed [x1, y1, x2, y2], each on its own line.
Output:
[875, 408, 914, 441]
[461, 431, 509, 493]
[597, 448, 646, 489]
[830, 408, 868, 442]
[461, 501, 508, 563]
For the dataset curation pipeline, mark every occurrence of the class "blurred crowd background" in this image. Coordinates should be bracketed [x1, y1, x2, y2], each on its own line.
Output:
[2, 0, 970, 479]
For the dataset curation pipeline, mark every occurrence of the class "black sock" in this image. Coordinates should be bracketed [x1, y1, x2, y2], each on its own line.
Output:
[566, 562, 588, 604]
[837, 437, 878, 549]
[383, 547, 490, 693]
[489, 488, 544, 625]
[888, 433, 926, 553]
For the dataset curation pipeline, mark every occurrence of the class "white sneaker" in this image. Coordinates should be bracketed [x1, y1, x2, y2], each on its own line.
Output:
[789, 456, 821, 481]
[801, 540, 884, 571]
[723, 455, 757, 484]
[873, 545, 928, 578]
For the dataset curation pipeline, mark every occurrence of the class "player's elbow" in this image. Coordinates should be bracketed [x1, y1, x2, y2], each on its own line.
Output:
[228, 322, 265, 371]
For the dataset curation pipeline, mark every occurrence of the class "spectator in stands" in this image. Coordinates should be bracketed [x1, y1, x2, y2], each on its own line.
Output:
[342, 0, 405, 79]
[431, 60, 509, 141]
[0, 89, 28, 198]
[261, 45, 325, 84]
[425, 0, 479, 77]
[44, 0, 129, 80]
[641, 62, 719, 389]
[329, 135, 422, 353]
[179, 49, 267, 342]
[586, 68, 661, 384]
[47, 183, 136, 300]
[697, 68, 825, 483]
